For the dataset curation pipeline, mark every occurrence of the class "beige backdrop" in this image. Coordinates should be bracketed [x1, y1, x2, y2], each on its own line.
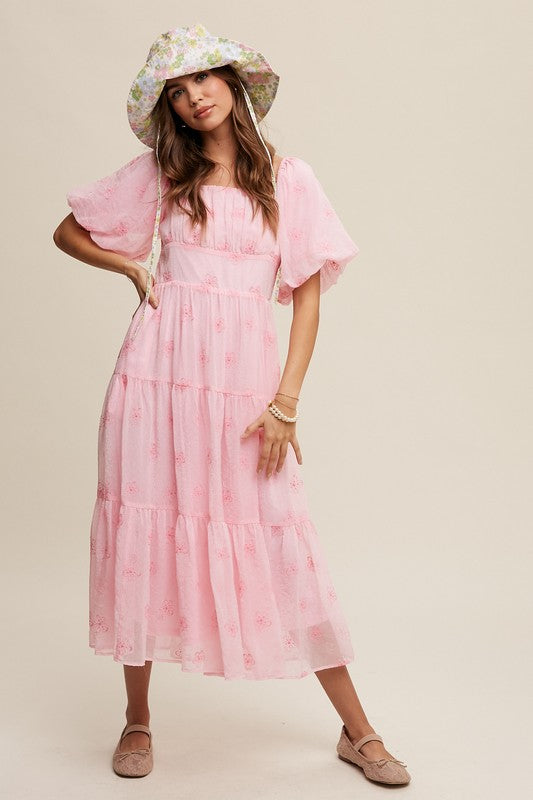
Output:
[2, 1, 531, 797]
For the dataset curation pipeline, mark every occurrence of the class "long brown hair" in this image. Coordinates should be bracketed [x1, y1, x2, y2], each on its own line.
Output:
[150, 64, 279, 238]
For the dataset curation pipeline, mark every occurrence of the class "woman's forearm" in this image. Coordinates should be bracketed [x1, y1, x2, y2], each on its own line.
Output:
[275, 273, 321, 410]
[53, 213, 137, 280]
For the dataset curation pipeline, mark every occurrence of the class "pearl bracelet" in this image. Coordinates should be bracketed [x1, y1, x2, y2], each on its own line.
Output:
[267, 400, 299, 423]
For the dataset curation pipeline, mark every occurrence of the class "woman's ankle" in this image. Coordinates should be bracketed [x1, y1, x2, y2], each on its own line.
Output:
[344, 722, 376, 744]
[125, 706, 150, 726]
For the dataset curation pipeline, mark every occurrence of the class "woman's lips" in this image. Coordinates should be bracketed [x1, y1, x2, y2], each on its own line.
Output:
[194, 105, 214, 118]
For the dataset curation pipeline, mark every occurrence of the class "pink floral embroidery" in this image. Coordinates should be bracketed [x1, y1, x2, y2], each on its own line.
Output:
[225, 351, 237, 367]
[283, 634, 296, 649]
[116, 221, 128, 235]
[237, 579, 246, 597]
[284, 561, 299, 576]
[298, 598, 308, 612]
[162, 270, 173, 281]
[89, 614, 109, 632]
[173, 646, 183, 659]
[204, 274, 218, 288]
[163, 339, 174, 355]
[199, 346, 209, 365]
[216, 547, 230, 559]
[122, 558, 142, 579]
[271, 525, 284, 537]
[176, 377, 193, 388]
[263, 331, 276, 348]
[244, 539, 256, 554]
[166, 527, 175, 544]
[327, 586, 338, 603]
[215, 317, 225, 332]
[255, 612, 272, 629]
[99, 410, 112, 429]
[306, 555, 316, 571]
[308, 625, 323, 641]
[175, 451, 186, 465]
[178, 615, 188, 633]
[324, 258, 340, 271]
[130, 406, 142, 422]
[289, 473, 303, 492]
[126, 480, 139, 495]
[182, 303, 194, 320]
[244, 317, 255, 331]
[149, 560, 158, 575]
[243, 652, 255, 670]
[96, 480, 111, 500]
[224, 621, 238, 637]
[92, 540, 111, 560]
[193, 650, 206, 663]
[149, 440, 159, 460]
[243, 239, 257, 254]
[175, 540, 189, 555]
[193, 484, 205, 498]
[161, 598, 174, 617]
[222, 487, 234, 504]
[116, 639, 134, 658]
[103, 184, 115, 200]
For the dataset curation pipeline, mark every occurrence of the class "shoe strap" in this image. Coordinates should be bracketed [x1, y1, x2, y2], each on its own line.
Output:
[120, 723, 151, 740]
[351, 731, 383, 751]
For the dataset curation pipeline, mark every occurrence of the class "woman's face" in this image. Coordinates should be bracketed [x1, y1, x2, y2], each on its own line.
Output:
[164, 70, 234, 131]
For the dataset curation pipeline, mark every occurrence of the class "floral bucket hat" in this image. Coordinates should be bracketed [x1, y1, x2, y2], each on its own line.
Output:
[126, 22, 281, 340]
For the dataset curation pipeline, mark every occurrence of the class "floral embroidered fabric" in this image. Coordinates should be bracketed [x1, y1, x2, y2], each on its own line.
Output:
[66, 151, 359, 678]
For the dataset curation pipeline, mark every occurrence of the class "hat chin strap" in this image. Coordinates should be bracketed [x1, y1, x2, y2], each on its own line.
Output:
[129, 82, 278, 342]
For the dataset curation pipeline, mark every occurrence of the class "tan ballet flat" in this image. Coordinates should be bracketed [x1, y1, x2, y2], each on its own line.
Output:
[112, 723, 153, 777]
[336, 724, 411, 785]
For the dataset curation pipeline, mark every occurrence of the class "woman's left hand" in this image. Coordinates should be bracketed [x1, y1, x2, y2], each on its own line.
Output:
[241, 409, 303, 476]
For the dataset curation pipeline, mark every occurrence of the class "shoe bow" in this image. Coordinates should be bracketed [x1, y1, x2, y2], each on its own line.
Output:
[115, 748, 150, 762]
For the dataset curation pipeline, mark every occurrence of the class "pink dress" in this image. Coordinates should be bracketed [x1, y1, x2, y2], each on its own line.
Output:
[66, 151, 360, 679]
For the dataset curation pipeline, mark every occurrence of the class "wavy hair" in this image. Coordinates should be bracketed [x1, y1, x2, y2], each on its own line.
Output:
[150, 64, 279, 238]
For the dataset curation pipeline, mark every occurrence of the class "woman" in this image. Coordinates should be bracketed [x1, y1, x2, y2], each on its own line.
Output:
[53, 23, 410, 785]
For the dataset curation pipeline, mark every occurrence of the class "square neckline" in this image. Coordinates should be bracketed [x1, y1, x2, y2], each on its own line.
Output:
[200, 156, 289, 190]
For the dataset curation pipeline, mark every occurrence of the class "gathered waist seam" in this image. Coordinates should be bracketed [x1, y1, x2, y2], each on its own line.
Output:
[154, 279, 271, 302]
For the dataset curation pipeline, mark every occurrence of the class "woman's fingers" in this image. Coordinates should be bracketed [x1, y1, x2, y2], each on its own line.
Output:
[257, 437, 282, 477]
[275, 440, 289, 473]
[291, 436, 303, 465]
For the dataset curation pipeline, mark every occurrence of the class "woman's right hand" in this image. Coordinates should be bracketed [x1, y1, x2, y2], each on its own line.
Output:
[124, 260, 159, 310]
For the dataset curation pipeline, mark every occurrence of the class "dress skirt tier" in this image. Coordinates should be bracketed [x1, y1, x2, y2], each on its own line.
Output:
[66, 152, 360, 679]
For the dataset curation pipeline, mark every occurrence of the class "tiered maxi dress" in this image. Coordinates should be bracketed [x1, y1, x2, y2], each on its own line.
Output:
[66, 151, 360, 679]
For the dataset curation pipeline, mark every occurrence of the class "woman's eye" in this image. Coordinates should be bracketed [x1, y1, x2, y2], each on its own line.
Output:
[171, 73, 207, 99]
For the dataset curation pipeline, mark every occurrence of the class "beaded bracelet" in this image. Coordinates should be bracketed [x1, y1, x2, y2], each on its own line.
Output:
[268, 400, 299, 423]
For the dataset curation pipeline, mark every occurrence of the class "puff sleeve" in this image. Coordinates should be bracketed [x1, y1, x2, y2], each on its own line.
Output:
[275, 156, 360, 305]
[66, 151, 168, 261]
